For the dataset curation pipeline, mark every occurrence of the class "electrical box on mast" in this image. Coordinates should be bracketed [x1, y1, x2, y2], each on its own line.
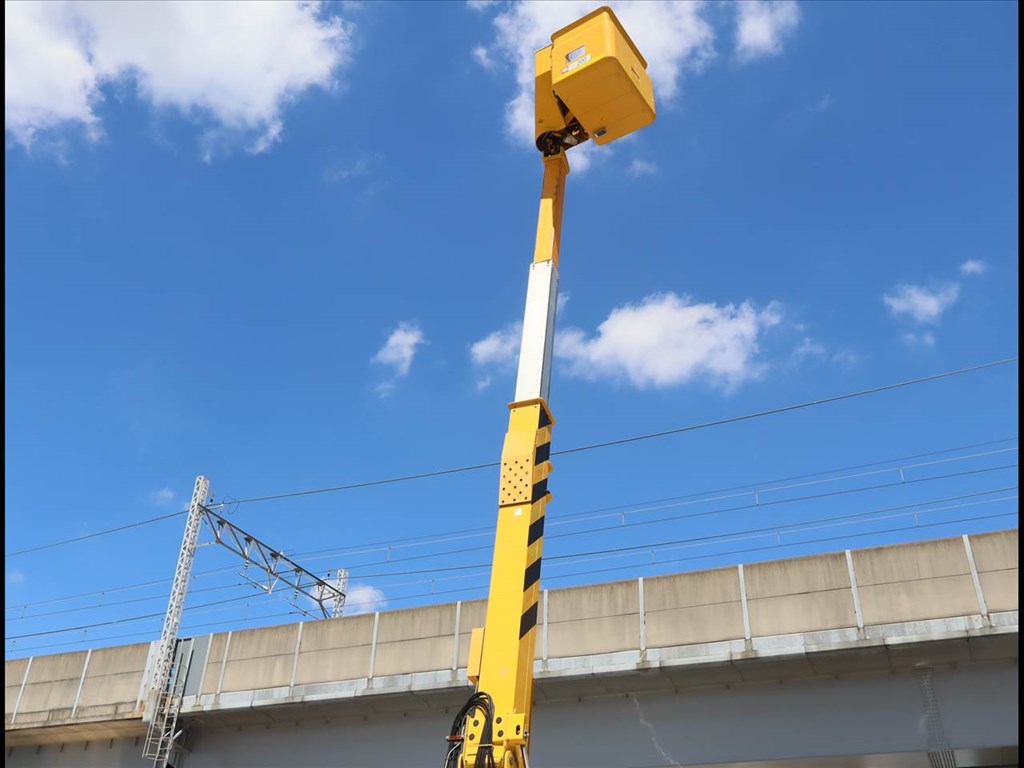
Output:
[535, 6, 655, 154]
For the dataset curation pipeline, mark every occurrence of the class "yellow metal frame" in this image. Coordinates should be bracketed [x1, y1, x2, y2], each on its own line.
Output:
[462, 153, 566, 767]
[454, 8, 654, 767]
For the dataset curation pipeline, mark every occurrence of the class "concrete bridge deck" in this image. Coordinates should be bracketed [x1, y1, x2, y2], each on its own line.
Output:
[5, 529, 1018, 767]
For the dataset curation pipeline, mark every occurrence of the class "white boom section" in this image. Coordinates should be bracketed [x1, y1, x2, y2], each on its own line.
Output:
[514, 259, 560, 402]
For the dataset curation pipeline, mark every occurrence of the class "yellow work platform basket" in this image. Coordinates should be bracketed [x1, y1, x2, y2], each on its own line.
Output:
[549, 6, 656, 146]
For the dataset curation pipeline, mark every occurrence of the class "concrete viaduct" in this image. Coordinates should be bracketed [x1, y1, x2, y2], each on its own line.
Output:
[5, 529, 1018, 768]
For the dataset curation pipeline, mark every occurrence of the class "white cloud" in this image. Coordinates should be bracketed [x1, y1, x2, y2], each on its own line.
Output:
[556, 292, 782, 390]
[472, 293, 783, 391]
[471, 323, 522, 369]
[306, 579, 385, 617]
[809, 93, 832, 113]
[902, 332, 937, 347]
[883, 284, 960, 324]
[629, 159, 658, 177]
[4, 2, 101, 144]
[325, 153, 378, 183]
[735, 0, 800, 62]
[372, 322, 425, 395]
[793, 337, 860, 367]
[470, 322, 521, 389]
[150, 487, 177, 508]
[830, 349, 860, 367]
[5, 1, 351, 154]
[473, 45, 497, 71]
[793, 337, 826, 359]
[372, 322, 425, 377]
[344, 583, 387, 614]
[959, 259, 987, 276]
[473, 1, 715, 155]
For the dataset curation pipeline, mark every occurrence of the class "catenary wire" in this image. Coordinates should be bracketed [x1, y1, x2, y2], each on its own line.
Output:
[5, 441, 1016, 612]
[286, 452, 1018, 567]
[5, 358, 1016, 563]
[334, 482, 1020, 580]
[295, 464, 1019, 576]
[4, 509, 189, 558]
[9, 506, 1014, 649]
[292, 491, 1017, 593]
[4, 582, 249, 622]
[3, 590, 288, 640]
[13, 490, 1013, 639]
[7, 507, 1016, 653]
[4, 450, 1012, 617]
[204, 358, 1018, 507]
[290, 437, 1020, 558]
[6, 489, 1015, 642]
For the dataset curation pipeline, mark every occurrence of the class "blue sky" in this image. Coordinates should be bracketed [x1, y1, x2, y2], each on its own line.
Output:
[4, 0, 1018, 657]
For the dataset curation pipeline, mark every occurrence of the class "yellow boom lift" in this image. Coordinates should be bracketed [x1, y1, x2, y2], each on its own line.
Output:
[444, 8, 657, 768]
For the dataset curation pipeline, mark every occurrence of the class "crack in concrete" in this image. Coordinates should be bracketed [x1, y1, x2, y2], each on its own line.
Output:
[629, 694, 681, 767]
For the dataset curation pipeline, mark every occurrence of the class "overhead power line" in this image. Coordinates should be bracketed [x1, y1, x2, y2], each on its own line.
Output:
[12, 466, 1011, 626]
[345, 483, 1019, 580]
[6, 488, 1015, 642]
[4, 509, 188, 558]
[296, 464, 1020, 577]
[3, 591, 264, 640]
[275, 492, 1018, 596]
[211, 357, 1018, 507]
[7, 609, 308, 655]
[287, 451, 1018, 568]
[5, 438, 1017, 613]
[3, 358, 1016, 561]
[7, 506, 1016, 650]
[542, 510, 1019, 585]
[4, 583, 246, 623]
[6, 358, 1015, 561]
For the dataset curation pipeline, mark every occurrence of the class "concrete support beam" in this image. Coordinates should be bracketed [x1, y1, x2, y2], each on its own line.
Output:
[10, 657, 32, 725]
[738, 565, 752, 642]
[69, 650, 91, 719]
[845, 549, 864, 630]
[963, 534, 989, 618]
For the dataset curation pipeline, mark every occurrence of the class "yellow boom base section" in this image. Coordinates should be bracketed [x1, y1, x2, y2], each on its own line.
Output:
[462, 398, 553, 768]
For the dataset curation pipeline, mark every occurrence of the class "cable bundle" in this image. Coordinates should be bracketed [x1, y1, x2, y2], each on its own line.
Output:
[444, 691, 497, 768]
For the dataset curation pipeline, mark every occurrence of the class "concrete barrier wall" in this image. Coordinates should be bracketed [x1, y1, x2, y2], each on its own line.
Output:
[970, 529, 1018, 612]
[6, 530, 1018, 737]
[853, 537, 980, 624]
[220, 623, 297, 694]
[74, 644, 149, 722]
[375, 603, 457, 677]
[746, 551, 856, 636]
[8, 651, 90, 727]
[547, 580, 639, 658]
[295, 611, 375, 685]
[4, 658, 30, 727]
[644, 567, 744, 647]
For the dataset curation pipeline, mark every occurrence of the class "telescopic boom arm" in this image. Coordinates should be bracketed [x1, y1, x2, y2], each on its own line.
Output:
[446, 8, 655, 767]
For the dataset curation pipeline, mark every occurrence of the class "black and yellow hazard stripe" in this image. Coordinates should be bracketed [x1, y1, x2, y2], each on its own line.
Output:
[491, 399, 553, 641]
